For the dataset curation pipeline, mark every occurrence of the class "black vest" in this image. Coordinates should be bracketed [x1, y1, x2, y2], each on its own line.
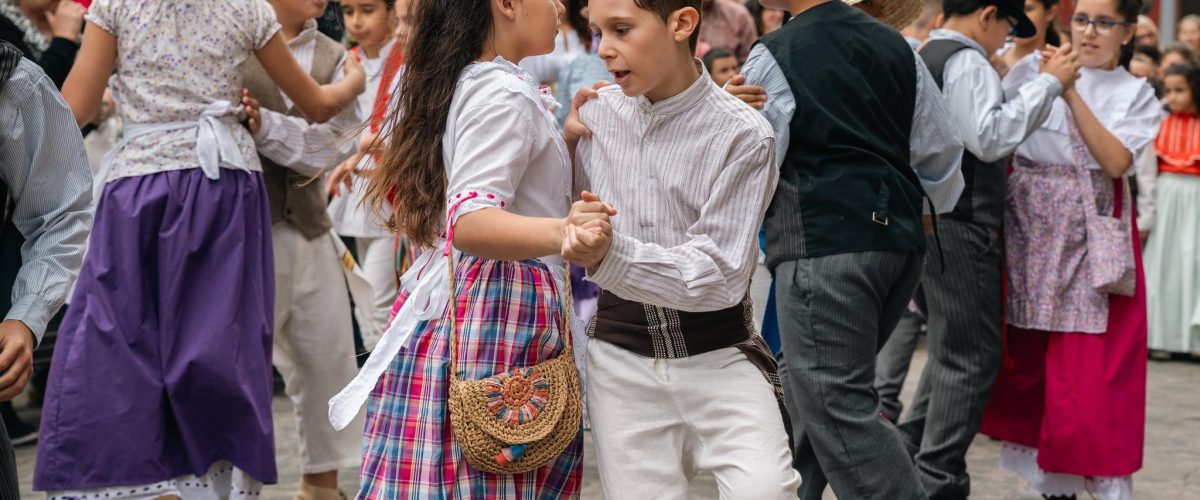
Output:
[760, 1, 926, 269]
[919, 39, 1005, 228]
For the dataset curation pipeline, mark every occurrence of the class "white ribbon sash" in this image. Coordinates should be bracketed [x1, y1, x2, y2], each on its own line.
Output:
[94, 101, 249, 199]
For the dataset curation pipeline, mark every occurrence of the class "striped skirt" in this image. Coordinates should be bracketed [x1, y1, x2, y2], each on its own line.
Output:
[358, 255, 584, 499]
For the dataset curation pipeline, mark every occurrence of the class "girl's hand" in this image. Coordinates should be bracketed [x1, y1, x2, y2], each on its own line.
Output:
[241, 89, 263, 136]
[561, 221, 613, 270]
[564, 80, 610, 157]
[47, 0, 87, 42]
[343, 53, 367, 95]
[327, 154, 362, 198]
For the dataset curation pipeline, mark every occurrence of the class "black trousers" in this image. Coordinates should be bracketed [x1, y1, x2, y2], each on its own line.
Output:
[0, 415, 19, 499]
[775, 250, 927, 500]
[898, 220, 1004, 500]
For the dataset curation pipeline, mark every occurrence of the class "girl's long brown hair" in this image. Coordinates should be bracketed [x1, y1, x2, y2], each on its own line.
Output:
[364, 0, 493, 247]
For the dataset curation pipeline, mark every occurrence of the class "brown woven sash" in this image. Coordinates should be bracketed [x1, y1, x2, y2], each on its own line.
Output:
[587, 290, 792, 442]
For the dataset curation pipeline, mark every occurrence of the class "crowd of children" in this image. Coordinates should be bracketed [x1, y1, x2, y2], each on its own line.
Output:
[0, 0, 1191, 499]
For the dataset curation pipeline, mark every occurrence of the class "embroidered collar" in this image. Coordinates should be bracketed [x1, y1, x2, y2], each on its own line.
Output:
[635, 59, 712, 116]
[0, 2, 49, 59]
[462, 56, 560, 114]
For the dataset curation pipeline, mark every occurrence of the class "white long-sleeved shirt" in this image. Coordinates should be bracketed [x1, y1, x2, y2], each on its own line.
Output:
[929, 29, 1062, 162]
[251, 20, 360, 177]
[741, 42, 965, 214]
[577, 66, 777, 312]
[1006, 53, 1160, 171]
[327, 39, 397, 238]
[1, 59, 93, 341]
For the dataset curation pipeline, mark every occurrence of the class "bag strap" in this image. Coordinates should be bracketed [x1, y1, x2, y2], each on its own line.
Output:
[1067, 115, 1130, 223]
[442, 219, 574, 384]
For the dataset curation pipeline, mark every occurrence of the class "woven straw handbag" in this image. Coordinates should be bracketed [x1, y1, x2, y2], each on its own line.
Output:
[443, 249, 583, 475]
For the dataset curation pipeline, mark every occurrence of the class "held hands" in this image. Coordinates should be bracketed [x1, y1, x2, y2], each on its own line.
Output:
[562, 191, 617, 269]
[47, 0, 86, 42]
[1039, 43, 1082, 92]
[241, 89, 263, 136]
[0, 320, 34, 402]
[725, 75, 767, 110]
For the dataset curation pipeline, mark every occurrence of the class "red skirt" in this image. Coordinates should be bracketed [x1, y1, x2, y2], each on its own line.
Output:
[981, 220, 1147, 477]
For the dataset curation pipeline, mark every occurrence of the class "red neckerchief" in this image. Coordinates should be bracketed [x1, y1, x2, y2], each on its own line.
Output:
[367, 44, 405, 134]
[353, 44, 405, 204]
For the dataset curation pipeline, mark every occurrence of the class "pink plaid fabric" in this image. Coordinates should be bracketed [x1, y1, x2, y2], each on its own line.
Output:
[359, 256, 584, 499]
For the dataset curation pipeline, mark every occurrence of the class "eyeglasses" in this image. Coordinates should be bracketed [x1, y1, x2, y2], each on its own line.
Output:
[1004, 17, 1018, 36]
[1070, 15, 1132, 35]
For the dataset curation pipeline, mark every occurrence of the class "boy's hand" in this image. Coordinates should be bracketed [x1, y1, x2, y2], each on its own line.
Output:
[566, 190, 617, 227]
[562, 221, 613, 269]
[241, 89, 262, 136]
[564, 80, 611, 156]
[0, 320, 34, 402]
[725, 75, 767, 110]
[1040, 43, 1081, 92]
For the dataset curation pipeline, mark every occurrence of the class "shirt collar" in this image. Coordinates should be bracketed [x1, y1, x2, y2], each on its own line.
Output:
[288, 19, 320, 49]
[928, 29, 987, 57]
[635, 59, 712, 116]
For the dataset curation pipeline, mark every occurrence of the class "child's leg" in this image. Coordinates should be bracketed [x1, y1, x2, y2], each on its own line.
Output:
[586, 338, 691, 500]
[272, 225, 363, 480]
[676, 347, 801, 499]
[356, 236, 398, 349]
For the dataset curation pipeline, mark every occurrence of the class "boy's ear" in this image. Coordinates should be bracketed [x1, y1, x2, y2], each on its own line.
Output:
[670, 7, 700, 46]
[979, 5, 998, 28]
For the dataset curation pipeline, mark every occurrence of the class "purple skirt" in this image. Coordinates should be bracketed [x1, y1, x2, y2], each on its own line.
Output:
[34, 169, 277, 491]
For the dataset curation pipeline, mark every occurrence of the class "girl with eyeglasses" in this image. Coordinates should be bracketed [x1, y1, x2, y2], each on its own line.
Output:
[980, 0, 1159, 498]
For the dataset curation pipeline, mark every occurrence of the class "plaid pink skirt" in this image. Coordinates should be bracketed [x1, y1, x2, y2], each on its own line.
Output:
[359, 255, 584, 499]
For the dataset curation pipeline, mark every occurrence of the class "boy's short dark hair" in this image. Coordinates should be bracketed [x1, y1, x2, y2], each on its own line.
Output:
[1135, 45, 1162, 66]
[702, 47, 735, 71]
[633, 0, 703, 52]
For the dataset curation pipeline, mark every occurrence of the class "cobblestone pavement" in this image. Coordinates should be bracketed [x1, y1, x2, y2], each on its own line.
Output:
[14, 267, 1200, 498]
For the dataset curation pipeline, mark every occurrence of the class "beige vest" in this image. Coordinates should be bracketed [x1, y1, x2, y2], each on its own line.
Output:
[240, 33, 343, 240]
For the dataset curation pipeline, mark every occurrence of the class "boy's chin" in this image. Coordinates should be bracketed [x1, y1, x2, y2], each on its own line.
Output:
[616, 83, 642, 97]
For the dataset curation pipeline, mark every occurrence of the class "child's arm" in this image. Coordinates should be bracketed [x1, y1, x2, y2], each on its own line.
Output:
[61, 22, 117, 127]
[254, 34, 364, 124]
[456, 196, 613, 260]
[574, 139, 777, 312]
[453, 210, 566, 260]
[1065, 88, 1134, 178]
[941, 46, 1074, 163]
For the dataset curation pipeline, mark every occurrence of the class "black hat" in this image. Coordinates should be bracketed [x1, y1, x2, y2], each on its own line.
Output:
[993, 0, 1037, 38]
